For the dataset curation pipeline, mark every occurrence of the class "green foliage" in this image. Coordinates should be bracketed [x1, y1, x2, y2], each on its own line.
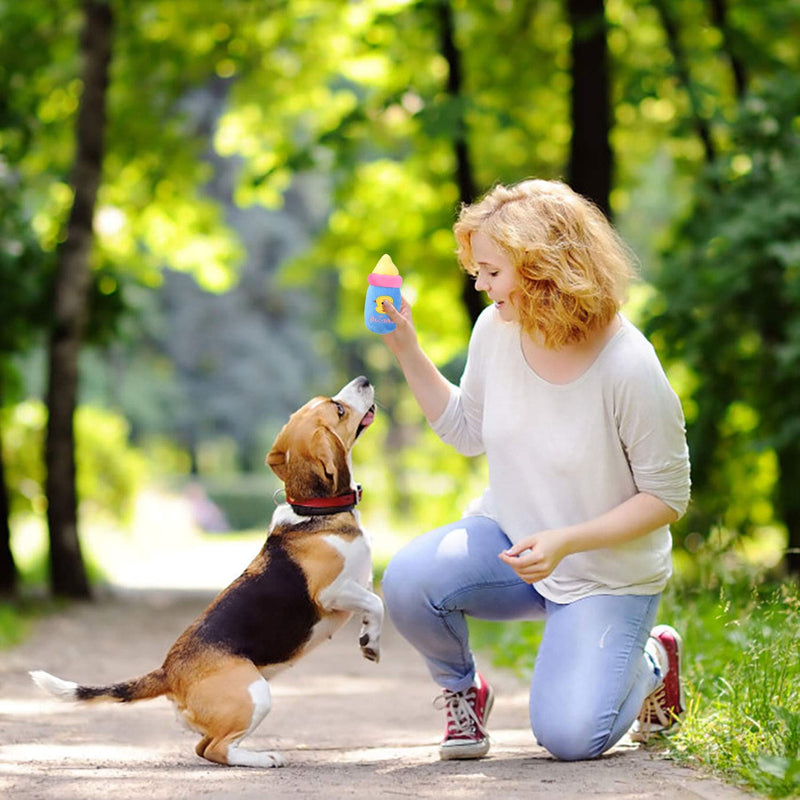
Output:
[468, 615, 543, 677]
[219, 0, 577, 365]
[201, 475, 273, 531]
[0, 600, 43, 648]
[2, 401, 146, 522]
[0, 186, 51, 352]
[644, 73, 800, 542]
[217, 0, 569, 200]
[76, 406, 148, 521]
[0, 603, 29, 647]
[0, 0, 244, 292]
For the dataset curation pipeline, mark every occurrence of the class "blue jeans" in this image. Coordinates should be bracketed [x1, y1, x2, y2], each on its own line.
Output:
[381, 516, 663, 761]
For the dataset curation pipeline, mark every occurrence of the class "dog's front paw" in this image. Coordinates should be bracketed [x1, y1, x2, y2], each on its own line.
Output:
[359, 632, 380, 663]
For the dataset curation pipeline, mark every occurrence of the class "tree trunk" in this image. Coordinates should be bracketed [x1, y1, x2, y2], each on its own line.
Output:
[566, 0, 612, 217]
[436, 0, 485, 327]
[651, 0, 716, 165]
[776, 447, 800, 576]
[0, 403, 17, 596]
[45, 0, 112, 599]
[708, 0, 747, 99]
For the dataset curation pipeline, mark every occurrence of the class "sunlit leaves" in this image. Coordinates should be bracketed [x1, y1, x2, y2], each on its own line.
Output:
[138, 196, 243, 291]
[644, 73, 800, 543]
[2, 0, 246, 293]
[0, 182, 51, 360]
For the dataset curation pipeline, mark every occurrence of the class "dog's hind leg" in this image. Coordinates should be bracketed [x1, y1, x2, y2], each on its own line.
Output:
[186, 661, 285, 768]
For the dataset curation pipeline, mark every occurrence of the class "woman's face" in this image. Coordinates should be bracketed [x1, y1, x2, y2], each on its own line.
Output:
[471, 230, 519, 322]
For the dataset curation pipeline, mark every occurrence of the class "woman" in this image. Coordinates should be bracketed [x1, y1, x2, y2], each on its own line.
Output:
[379, 179, 690, 761]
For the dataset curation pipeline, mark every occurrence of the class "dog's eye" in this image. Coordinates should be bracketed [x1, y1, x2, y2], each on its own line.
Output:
[333, 401, 346, 418]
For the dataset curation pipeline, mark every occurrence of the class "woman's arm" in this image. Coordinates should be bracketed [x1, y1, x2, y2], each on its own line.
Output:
[381, 298, 452, 424]
[498, 492, 679, 584]
[383, 296, 487, 456]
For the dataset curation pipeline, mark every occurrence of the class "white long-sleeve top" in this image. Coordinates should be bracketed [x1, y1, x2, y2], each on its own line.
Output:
[431, 305, 691, 603]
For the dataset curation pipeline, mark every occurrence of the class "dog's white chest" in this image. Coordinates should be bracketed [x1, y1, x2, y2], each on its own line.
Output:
[319, 533, 373, 594]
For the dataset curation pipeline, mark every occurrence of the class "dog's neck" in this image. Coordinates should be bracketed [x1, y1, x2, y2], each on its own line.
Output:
[285, 485, 362, 517]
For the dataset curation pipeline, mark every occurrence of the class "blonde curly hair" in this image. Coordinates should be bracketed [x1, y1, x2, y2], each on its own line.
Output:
[454, 179, 637, 348]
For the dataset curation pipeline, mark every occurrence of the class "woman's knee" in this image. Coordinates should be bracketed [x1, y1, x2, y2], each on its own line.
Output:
[531, 704, 610, 761]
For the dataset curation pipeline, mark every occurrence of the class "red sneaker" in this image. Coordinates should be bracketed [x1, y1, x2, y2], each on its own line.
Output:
[631, 624, 685, 742]
[436, 672, 495, 760]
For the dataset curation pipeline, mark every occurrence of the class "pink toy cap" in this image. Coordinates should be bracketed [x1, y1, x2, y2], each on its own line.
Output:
[368, 273, 402, 288]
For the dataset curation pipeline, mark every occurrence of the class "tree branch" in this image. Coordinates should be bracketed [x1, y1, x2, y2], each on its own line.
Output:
[652, 0, 717, 164]
[566, 0, 612, 217]
[435, 0, 485, 327]
[708, 0, 748, 99]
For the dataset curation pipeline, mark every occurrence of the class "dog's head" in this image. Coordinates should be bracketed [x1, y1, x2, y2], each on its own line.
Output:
[266, 376, 376, 499]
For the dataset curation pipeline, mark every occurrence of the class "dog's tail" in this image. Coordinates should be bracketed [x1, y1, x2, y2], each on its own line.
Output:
[30, 667, 169, 704]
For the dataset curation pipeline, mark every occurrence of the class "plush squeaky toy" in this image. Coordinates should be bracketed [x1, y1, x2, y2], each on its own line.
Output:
[364, 254, 403, 334]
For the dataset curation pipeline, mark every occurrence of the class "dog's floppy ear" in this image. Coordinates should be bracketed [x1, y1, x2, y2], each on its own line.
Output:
[266, 428, 289, 482]
[309, 427, 349, 494]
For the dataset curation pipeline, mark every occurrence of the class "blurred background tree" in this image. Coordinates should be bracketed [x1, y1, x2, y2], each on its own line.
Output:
[0, 186, 52, 595]
[1, 0, 799, 597]
[644, 74, 800, 573]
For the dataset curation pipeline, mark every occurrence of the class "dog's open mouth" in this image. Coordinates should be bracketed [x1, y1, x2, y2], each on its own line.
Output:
[356, 405, 376, 438]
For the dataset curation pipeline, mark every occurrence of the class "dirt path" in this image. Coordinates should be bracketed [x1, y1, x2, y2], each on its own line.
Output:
[0, 583, 755, 800]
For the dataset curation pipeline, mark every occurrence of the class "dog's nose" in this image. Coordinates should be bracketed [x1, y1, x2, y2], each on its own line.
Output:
[355, 375, 371, 388]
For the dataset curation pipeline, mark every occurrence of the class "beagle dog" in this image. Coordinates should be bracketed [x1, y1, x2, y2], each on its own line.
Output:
[30, 376, 383, 768]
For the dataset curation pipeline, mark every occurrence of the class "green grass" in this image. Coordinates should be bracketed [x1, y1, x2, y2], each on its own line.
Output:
[659, 571, 800, 798]
[0, 592, 61, 648]
[0, 538, 86, 650]
[469, 548, 800, 798]
[0, 600, 33, 648]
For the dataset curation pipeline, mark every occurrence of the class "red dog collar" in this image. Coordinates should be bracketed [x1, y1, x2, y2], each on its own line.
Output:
[286, 485, 362, 517]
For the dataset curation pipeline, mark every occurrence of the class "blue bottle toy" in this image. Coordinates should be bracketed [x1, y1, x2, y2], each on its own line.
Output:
[364, 254, 402, 334]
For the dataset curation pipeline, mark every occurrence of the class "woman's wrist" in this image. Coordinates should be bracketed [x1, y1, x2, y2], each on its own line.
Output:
[553, 527, 579, 558]
[392, 338, 426, 365]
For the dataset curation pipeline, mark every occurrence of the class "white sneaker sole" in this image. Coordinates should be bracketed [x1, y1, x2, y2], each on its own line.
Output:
[439, 737, 491, 760]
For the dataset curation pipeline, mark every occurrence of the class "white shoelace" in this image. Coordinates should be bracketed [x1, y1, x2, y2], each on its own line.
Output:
[435, 689, 487, 737]
[635, 684, 672, 741]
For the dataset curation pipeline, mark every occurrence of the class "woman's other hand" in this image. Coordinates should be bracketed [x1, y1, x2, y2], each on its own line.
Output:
[498, 530, 572, 583]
